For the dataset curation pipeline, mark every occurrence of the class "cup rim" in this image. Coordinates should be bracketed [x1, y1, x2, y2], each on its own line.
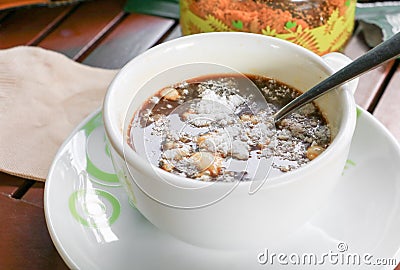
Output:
[103, 32, 356, 189]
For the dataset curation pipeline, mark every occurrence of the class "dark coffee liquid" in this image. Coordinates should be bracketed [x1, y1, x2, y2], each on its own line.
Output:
[129, 74, 330, 181]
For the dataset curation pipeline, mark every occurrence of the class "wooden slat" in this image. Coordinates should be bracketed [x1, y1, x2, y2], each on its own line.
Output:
[373, 64, 400, 142]
[82, 13, 174, 69]
[0, 10, 12, 22]
[0, 172, 24, 196]
[73, 11, 126, 62]
[37, 0, 125, 58]
[21, 182, 44, 208]
[0, 5, 72, 49]
[344, 28, 395, 111]
[0, 195, 68, 269]
[11, 180, 35, 199]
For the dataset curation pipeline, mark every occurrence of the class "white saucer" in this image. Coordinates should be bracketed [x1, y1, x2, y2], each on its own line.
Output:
[45, 108, 400, 270]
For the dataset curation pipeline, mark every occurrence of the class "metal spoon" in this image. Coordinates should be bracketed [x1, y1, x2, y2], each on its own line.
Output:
[274, 32, 400, 122]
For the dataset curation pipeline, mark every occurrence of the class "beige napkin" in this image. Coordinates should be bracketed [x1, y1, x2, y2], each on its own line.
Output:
[0, 46, 118, 181]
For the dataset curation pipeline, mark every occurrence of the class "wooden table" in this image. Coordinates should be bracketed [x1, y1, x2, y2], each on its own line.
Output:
[0, 1, 399, 269]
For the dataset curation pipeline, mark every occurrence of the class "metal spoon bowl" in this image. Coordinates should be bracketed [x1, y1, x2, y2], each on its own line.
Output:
[274, 32, 400, 122]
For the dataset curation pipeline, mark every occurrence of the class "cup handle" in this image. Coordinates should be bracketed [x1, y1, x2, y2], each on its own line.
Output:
[322, 52, 359, 95]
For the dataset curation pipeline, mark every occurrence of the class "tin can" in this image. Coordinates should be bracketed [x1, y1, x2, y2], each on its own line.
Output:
[180, 0, 356, 55]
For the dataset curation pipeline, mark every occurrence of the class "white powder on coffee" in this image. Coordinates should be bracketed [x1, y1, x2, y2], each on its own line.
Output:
[134, 75, 331, 181]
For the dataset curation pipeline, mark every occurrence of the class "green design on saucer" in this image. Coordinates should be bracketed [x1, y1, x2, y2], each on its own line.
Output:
[82, 112, 119, 184]
[82, 112, 103, 136]
[86, 155, 119, 183]
[69, 189, 121, 228]
[342, 159, 356, 175]
[356, 107, 362, 119]
[104, 135, 112, 158]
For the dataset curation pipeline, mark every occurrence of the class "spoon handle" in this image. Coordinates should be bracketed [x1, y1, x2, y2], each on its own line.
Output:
[274, 31, 400, 122]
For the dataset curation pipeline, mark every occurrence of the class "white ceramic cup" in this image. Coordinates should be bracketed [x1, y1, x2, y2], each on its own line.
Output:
[103, 32, 357, 249]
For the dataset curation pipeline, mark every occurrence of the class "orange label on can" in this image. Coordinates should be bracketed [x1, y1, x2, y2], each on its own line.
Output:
[180, 0, 356, 55]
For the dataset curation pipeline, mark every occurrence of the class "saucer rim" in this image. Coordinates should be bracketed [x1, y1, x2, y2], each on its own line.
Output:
[44, 106, 400, 269]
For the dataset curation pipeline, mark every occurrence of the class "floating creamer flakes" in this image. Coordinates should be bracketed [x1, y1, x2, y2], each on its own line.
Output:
[130, 74, 331, 181]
